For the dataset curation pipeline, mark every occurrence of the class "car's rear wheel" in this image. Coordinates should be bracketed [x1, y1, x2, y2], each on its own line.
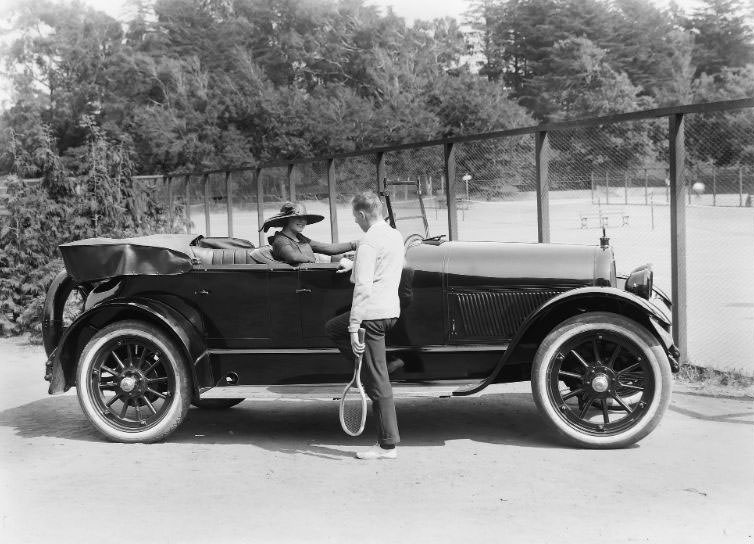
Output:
[76, 320, 191, 443]
[531, 312, 672, 448]
[192, 399, 244, 409]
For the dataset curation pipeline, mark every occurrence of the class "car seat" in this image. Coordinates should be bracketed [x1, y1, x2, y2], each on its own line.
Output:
[191, 247, 259, 266]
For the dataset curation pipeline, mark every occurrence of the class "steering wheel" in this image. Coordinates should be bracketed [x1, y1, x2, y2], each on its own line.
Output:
[403, 233, 424, 253]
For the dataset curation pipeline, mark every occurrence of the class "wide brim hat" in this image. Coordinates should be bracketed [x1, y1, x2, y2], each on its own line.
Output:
[260, 202, 325, 232]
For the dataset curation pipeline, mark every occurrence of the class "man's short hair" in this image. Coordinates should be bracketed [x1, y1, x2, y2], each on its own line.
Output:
[351, 191, 383, 216]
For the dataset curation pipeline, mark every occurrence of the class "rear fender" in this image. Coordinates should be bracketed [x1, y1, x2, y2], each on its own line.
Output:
[454, 287, 678, 396]
[45, 298, 208, 397]
[42, 270, 87, 357]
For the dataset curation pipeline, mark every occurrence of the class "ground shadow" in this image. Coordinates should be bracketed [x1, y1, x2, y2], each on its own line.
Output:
[669, 391, 754, 425]
[674, 389, 754, 401]
[668, 404, 754, 425]
[0, 393, 568, 454]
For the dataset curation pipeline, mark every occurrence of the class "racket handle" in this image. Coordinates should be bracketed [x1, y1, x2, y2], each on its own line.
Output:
[358, 328, 365, 343]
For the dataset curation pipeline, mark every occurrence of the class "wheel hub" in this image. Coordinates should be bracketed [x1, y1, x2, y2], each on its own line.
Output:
[591, 373, 610, 393]
[120, 375, 138, 393]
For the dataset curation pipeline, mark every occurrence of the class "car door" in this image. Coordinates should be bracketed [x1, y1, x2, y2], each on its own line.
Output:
[297, 263, 353, 345]
[296, 248, 446, 348]
[195, 263, 300, 348]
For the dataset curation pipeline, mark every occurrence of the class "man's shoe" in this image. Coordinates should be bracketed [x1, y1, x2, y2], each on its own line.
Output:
[355, 445, 398, 460]
[387, 358, 404, 374]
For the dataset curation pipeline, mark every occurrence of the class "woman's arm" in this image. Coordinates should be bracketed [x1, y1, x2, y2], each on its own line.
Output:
[309, 239, 357, 256]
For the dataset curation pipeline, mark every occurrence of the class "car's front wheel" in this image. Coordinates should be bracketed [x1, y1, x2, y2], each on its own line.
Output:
[531, 312, 672, 448]
[76, 320, 191, 443]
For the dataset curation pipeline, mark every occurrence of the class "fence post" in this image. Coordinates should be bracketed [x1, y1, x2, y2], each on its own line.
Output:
[376, 151, 386, 193]
[687, 171, 692, 205]
[327, 158, 338, 243]
[278, 170, 286, 201]
[256, 168, 264, 247]
[712, 167, 717, 206]
[669, 113, 688, 365]
[203, 173, 211, 236]
[535, 131, 551, 243]
[644, 168, 648, 205]
[624, 171, 628, 205]
[166, 175, 173, 229]
[225, 171, 233, 237]
[590, 171, 594, 203]
[444, 143, 459, 240]
[740, 167, 744, 207]
[288, 164, 296, 202]
[665, 175, 669, 203]
[184, 174, 191, 233]
[605, 170, 610, 205]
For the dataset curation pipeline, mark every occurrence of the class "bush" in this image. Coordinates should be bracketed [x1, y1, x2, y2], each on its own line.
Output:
[0, 126, 180, 337]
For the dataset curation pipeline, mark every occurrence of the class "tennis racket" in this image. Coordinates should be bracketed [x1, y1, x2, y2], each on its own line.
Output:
[339, 328, 367, 436]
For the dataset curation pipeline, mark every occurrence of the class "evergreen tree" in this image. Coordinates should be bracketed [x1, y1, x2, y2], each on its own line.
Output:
[685, 0, 754, 78]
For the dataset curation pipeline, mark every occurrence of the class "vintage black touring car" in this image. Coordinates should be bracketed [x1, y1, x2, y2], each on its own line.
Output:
[42, 212, 679, 448]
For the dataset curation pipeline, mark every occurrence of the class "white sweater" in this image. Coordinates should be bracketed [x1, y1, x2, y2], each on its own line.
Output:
[348, 221, 405, 333]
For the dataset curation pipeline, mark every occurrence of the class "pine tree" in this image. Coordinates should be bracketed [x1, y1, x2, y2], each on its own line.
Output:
[685, 0, 754, 78]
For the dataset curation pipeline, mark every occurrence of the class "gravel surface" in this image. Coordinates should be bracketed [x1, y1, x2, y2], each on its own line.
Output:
[1, 337, 752, 543]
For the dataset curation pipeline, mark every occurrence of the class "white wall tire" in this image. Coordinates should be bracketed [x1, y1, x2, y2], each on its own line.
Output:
[531, 312, 672, 448]
[76, 320, 191, 443]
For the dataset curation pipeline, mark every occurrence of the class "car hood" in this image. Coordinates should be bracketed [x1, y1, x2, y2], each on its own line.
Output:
[407, 241, 615, 288]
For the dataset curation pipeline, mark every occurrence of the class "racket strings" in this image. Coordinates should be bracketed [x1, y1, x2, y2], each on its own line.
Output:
[341, 388, 366, 434]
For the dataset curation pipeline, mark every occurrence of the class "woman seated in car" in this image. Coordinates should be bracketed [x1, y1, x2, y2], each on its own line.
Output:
[261, 202, 358, 264]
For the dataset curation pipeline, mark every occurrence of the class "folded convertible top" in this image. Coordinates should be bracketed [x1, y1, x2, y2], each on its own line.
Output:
[59, 234, 200, 282]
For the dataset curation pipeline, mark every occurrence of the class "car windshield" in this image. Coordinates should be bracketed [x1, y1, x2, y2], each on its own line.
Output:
[381, 178, 449, 243]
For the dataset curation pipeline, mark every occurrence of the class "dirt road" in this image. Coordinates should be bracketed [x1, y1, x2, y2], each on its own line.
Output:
[1, 337, 752, 543]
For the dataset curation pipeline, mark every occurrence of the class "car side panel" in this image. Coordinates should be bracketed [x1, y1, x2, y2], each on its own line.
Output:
[298, 264, 353, 342]
[205, 347, 502, 387]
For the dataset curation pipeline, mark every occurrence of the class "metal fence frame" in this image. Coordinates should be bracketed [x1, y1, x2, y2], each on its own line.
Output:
[133, 98, 754, 364]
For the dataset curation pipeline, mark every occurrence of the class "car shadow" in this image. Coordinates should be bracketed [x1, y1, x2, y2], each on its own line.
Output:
[0, 393, 567, 453]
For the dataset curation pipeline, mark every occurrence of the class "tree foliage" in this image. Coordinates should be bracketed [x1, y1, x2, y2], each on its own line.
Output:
[0, 126, 179, 335]
[684, 0, 754, 79]
[469, 0, 754, 116]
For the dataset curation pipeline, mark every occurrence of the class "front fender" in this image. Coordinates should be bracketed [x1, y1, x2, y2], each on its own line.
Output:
[535, 287, 672, 328]
[453, 287, 678, 396]
[45, 297, 208, 396]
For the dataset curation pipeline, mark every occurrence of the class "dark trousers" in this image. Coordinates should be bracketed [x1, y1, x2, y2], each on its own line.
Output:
[325, 313, 400, 447]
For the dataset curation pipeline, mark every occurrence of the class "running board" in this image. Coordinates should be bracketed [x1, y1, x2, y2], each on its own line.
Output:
[200, 380, 481, 401]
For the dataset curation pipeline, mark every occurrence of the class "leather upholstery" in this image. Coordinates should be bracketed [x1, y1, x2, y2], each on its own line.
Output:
[195, 236, 255, 249]
[191, 247, 259, 266]
[249, 245, 276, 264]
[191, 245, 288, 266]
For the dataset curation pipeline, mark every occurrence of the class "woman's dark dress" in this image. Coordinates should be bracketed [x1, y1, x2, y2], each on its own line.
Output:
[271, 231, 355, 264]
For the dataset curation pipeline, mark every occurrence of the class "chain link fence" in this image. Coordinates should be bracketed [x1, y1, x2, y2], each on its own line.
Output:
[454, 135, 537, 242]
[684, 109, 754, 374]
[139, 99, 753, 375]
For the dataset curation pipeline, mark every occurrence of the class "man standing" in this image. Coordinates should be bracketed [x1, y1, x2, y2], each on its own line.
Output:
[326, 191, 405, 460]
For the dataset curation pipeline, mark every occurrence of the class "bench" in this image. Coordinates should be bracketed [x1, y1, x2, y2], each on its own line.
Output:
[579, 210, 630, 229]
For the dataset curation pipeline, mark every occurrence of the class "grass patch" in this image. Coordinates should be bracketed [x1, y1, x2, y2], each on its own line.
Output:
[676, 363, 754, 389]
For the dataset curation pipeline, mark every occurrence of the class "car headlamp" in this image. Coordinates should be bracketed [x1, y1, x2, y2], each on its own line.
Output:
[625, 264, 653, 299]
